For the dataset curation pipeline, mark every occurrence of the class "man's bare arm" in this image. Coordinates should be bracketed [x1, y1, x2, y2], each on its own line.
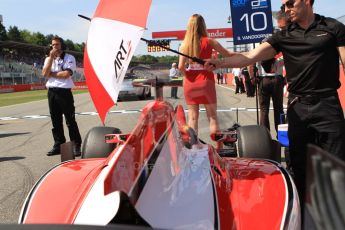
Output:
[209, 38, 235, 58]
[50, 70, 72, 79]
[42, 57, 53, 77]
[204, 42, 277, 71]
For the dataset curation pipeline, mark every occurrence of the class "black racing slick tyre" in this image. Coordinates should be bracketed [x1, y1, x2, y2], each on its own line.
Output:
[237, 125, 275, 160]
[82, 126, 121, 159]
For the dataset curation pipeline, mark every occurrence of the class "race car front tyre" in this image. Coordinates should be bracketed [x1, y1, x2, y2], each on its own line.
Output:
[237, 125, 276, 161]
[82, 126, 121, 159]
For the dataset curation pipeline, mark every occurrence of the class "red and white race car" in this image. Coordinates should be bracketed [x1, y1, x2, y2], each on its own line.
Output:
[18, 79, 301, 230]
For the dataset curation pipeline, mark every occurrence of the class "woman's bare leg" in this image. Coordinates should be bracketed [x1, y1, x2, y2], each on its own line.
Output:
[204, 103, 222, 149]
[187, 104, 199, 134]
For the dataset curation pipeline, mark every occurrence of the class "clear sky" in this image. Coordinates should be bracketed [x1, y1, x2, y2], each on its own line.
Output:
[1, 0, 345, 55]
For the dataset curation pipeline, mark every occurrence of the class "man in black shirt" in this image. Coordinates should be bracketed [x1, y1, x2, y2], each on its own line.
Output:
[205, 0, 345, 212]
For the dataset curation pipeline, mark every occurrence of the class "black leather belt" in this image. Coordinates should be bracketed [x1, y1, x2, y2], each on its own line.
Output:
[48, 87, 71, 92]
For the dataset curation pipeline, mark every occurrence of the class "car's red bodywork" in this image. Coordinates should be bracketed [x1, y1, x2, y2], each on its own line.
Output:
[20, 99, 300, 229]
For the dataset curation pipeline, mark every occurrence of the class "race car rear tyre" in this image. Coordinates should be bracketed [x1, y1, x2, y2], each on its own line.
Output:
[82, 126, 121, 159]
[237, 125, 276, 161]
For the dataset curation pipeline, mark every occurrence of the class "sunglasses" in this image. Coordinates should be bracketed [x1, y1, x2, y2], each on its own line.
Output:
[281, 0, 295, 11]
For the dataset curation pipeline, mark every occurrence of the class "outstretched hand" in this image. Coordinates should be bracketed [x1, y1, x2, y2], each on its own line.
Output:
[204, 59, 220, 71]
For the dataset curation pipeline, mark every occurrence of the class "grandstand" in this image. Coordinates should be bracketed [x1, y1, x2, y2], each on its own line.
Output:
[0, 58, 41, 85]
[0, 40, 84, 86]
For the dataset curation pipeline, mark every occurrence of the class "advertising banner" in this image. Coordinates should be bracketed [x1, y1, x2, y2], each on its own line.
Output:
[230, 0, 273, 45]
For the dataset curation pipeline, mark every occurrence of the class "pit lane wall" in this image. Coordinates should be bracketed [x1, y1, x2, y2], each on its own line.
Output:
[221, 66, 345, 109]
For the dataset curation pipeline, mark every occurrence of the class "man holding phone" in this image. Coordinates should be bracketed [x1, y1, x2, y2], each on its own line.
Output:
[42, 36, 82, 157]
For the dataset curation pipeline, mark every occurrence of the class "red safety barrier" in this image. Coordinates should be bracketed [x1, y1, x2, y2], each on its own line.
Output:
[0, 82, 88, 93]
[73, 82, 88, 90]
[0, 84, 45, 92]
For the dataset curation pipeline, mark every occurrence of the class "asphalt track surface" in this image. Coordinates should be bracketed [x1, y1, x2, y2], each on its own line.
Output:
[0, 83, 287, 224]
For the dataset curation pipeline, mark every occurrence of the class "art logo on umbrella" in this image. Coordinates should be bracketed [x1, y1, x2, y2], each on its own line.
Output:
[114, 39, 132, 81]
[84, 0, 152, 124]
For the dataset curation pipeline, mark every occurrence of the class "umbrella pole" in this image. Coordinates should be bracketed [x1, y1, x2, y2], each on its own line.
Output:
[140, 38, 205, 65]
[77, 15, 210, 66]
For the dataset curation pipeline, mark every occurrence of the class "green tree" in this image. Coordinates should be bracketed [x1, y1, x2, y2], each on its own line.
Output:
[74, 43, 85, 52]
[20, 30, 46, 46]
[31, 32, 47, 46]
[64, 39, 75, 51]
[20, 29, 32, 43]
[45, 34, 55, 45]
[157, 55, 178, 63]
[0, 22, 7, 41]
[80, 42, 86, 52]
[136, 54, 158, 64]
[7, 26, 23, 42]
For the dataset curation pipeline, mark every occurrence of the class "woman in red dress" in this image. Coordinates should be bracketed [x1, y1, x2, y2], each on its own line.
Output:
[178, 14, 233, 148]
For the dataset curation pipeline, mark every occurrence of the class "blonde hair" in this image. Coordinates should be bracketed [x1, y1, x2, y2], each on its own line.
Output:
[180, 14, 208, 63]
